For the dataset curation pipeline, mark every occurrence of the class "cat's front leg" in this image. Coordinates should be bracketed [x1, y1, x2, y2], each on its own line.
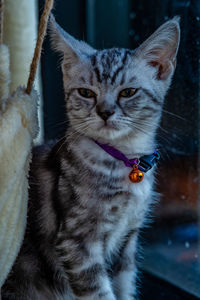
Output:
[112, 230, 138, 300]
[60, 241, 116, 300]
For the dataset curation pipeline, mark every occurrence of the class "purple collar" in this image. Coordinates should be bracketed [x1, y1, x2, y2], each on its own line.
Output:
[94, 140, 160, 173]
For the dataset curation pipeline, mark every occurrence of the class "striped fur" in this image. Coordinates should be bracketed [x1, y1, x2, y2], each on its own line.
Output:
[2, 17, 180, 300]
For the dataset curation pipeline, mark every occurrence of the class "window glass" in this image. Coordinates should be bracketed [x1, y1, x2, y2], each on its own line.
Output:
[128, 1, 200, 297]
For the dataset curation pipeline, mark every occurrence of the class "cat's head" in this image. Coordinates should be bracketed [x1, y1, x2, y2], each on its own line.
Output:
[50, 16, 180, 143]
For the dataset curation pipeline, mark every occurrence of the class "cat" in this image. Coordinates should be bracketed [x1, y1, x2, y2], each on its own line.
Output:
[2, 15, 180, 300]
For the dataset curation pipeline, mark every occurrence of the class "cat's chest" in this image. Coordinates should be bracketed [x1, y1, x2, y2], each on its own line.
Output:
[71, 141, 153, 202]
[97, 171, 152, 259]
[76, 158, 153, 227]
[78, 157, 153, 205]
[68, 147, 154, 231]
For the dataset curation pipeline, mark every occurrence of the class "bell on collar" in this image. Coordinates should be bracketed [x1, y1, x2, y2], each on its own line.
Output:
[129, 164, 144, 183]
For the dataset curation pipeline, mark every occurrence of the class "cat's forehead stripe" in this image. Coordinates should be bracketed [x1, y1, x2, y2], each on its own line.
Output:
[120, 73, 125, 85]
[128, 76, 136, 83]
[90, 49, 131, 85]
[89, 72, 93, 86]
[80, 76, 86, 83]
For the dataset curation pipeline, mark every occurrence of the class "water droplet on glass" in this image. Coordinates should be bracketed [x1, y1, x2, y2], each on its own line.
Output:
[185, 241, 190, 248]
[129, 29, 135, 37]
[168, 239, 172, 246]
[185, 1, 190, 7]
[196, 16, 200, 21]
[130, 12, 136, 19]
[134, 35, 140, 41]
[193, 177, 198, 183]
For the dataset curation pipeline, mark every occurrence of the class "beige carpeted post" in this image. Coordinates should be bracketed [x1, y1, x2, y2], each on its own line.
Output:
[0, 3, 39, 283]
[2, 0, 44, 144]
[0, 0, 54, 287]
[0, 88, 39, 287]
[3, 0, 38, 93]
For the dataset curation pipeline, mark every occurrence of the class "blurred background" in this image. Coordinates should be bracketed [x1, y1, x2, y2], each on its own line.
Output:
[38, 0, 200, 299]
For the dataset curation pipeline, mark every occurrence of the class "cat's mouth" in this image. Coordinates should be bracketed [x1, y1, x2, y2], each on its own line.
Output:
[100, 121, 119, 130]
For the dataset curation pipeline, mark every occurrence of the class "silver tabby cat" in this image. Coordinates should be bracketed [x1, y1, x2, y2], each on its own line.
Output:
[2, 15, 180, 300]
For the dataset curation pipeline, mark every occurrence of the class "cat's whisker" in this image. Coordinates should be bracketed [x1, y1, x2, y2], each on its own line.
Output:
[55, 137, 68, 155]
[46, 119, 69, 131]
[67, 123, 92, 147]
[124, 122, 152, 137]
[133, 121, 174, 144]
[162, 109, 186, 121]
[66, 127, 84, 140]
[125, 123, 169, 145]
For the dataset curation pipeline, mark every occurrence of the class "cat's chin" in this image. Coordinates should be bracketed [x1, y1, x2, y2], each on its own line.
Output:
[86, 126, 131, 143]
[70, 121, 132, 142]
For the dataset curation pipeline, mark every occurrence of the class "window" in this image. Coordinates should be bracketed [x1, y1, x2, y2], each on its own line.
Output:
[40, 0, 200, 298]
[128, 1, 200, 298]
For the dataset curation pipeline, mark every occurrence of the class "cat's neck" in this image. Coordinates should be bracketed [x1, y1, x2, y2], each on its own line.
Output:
[66, 127, 156, 159]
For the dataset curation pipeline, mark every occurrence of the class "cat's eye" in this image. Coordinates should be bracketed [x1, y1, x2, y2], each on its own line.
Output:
[119, 88, 137, 98]
[78, 88, 96, 98]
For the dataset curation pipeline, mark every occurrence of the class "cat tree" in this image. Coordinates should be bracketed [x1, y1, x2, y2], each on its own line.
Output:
[0, 0, 54, 287]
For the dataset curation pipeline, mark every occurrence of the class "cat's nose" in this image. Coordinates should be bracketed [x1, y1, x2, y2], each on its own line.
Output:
[96, 110, 115, 121]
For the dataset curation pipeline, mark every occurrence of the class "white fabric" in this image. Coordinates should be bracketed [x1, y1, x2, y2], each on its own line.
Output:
[0, 87, 38, 287]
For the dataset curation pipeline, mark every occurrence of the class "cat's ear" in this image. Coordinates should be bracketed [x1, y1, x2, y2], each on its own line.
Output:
[135, 17, 180, 80]
[49, 14, 94, 66]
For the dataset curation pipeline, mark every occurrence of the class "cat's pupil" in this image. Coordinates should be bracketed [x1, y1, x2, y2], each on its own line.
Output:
[78, 88, 95, 98]
[120, 88, 136, 98]
[85, 90, 90, 97]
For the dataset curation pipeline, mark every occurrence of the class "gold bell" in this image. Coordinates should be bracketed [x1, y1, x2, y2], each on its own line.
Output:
[129, 165, 144, 183]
